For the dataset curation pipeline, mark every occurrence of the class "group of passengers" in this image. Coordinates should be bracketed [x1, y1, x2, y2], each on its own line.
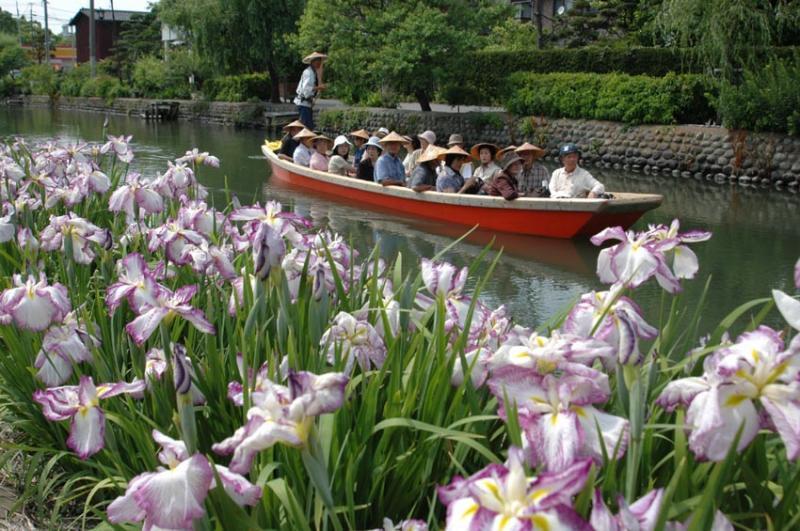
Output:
[277, 121, 606, 200]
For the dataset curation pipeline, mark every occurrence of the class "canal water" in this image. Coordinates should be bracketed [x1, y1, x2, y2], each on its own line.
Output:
[2, 107, 798, 336]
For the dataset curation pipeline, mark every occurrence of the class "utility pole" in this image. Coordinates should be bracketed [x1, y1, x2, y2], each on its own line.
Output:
[15, 1, 22, 45]
[43, 0, 50, 65]
[532, 0, 543, 49]
[89, 0, 96, 77]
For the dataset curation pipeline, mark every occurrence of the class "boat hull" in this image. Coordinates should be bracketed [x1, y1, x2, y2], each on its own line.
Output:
[264, 147, 661, 239]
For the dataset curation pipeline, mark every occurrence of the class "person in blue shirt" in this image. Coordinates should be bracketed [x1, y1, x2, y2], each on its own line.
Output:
[374, 131, 407, 187]
[350, 129, 370, 166]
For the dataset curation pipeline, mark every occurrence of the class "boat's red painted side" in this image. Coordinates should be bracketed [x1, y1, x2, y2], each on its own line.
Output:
[268, 158, 656, 239]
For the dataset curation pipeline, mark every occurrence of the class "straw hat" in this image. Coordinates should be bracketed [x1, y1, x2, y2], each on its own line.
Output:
[283, 119, 306, 132]
[418, 130, 436, 146]
[447, 133, 465, 147]
[500, 152, 523, 171]
[312, 135, 333, 150]
[350, 129, 370, 141]
[469, 143, 500, 160]
[439, 145, 471, 160]
[365, 136, 383, 151]
[293, 128, 316, 141]
[515, 142, 547, 160]
[302, 51, 328, 64]
[418, 146, 445, 164]
[497, 145, 518, 159]
[378, 131, 407, 145]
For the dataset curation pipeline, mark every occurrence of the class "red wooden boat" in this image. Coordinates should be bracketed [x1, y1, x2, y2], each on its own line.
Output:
[263, 146, 662, 239]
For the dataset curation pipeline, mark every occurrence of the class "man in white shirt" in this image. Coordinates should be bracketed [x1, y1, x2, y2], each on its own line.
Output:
[292, 128, 316, 167]
[549, 144, 605, 198]
[294, 52, 327, 129]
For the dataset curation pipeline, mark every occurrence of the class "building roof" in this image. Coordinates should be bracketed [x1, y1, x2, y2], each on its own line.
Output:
[69, 8, 149, 26]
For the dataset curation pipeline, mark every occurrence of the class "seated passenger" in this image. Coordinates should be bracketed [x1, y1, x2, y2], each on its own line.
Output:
[292, 128, 316, 166]
[436, 146, 482, 194]
[375, 127, 390, 139]
[470, 143, 501, 184]
[441, 134, 472, 179]
[375, 132, 407, 187]
[329, 135, 355, 176]
[485, 152, 523, 200]
[404, 130, 436, 176]
[279, 119, 305, 161]
[350, 129, 370, 166]
[549, 144, 605, 198]
[356, 136, 383, 182]
[497, 145, 518, 160]
[410, 146, 445, 192]
[309, 135, 333, 171]
[515, 142, 549, 196]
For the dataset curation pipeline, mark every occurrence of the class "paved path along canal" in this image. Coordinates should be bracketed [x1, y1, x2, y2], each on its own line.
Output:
[2, 107, 798, 333]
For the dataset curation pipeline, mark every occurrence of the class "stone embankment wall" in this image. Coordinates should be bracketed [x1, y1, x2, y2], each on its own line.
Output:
[6, 96, 799, 191]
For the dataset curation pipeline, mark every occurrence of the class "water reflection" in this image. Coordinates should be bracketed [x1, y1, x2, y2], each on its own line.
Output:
[2, 107, 798, 332]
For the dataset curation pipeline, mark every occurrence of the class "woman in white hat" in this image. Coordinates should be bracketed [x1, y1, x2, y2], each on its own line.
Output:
[356, 136, 383, 182]
[403, 130, 436, 177]
[328, 135, 355, 176]
[309, 135, 333, 172]
[294, 51, 328, 129]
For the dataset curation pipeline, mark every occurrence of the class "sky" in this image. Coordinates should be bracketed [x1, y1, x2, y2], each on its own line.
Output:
[0, 0, 153, 33]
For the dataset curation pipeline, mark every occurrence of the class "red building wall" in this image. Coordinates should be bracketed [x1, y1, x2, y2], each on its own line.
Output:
[73, 13, 125, 64]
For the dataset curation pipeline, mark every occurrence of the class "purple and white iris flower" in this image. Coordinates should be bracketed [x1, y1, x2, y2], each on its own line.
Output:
[562, 286, 658, 366]
[107, 429, 260, 530]
[106, 253, 160, 314]
[154, 161, 206, 200]
[213, 370, 348, 474]
[145, 344, 206, 405]
[108, 172, 164, 223]
[125, 283, 215, 345]
[39, 213, 111, 264]
[227, 357, 288, 407]
[230, 200, 308, 247]
[591, 221, 711, 294]
[373, 518, 429, 531]
[0, 273, 70, 331]
[437, 448, 592, 530]
[415, 258, 477, 333]
[320, 312, 386, 372]
[772, 257, 800, 331]
[490, 370, 629, 471]
[0, 203, 15, 243]
[658, 326, 800, 461]
[35, 312, 100, 386]
[147, 218, 206, 265]
[100, 134, 134, 163]
[33, 375, 145, 459]
[176, 148, 220, 168]
[590, 489, 664, 531]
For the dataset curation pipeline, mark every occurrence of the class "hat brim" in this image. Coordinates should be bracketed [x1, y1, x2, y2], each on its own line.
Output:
[302, 52, 328, 64]
[378, 132, 408, 144]
[516, 144, 547, 159]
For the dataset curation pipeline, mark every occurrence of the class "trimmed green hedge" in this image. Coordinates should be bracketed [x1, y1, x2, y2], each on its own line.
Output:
[202, 73, 270, 102]
[506, 72, 717, 125]
[445, 46, 799, 106]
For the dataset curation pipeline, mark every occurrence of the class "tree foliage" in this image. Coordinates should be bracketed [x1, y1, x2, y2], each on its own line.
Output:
[0, 32, 27, 77]
[158, 0, 304, 102]
[295, 0, 511, 110]
[108, 10, 162, 82]
[658, 0, 800, 81]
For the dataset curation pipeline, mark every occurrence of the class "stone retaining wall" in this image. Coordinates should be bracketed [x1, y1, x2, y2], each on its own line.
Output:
[6, 96, 799, 191]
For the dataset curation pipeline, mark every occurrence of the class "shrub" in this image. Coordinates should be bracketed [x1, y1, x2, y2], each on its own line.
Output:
[59, 64, 91, 97]
[445, 45, 798, 106]
[202, 73, 270, 102]
[506, 71, 717, 125]
[18, 64, 59, 97]
[79, 74, 131, 102]
[718, 55, 800, 135]
[131, 55, 191, 99]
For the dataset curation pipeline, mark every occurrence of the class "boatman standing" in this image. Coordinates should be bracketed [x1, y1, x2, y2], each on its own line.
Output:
[294, 51, 328, 130]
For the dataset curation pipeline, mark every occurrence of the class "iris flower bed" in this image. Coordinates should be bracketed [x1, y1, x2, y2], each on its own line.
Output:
[0, 134, 799, 530]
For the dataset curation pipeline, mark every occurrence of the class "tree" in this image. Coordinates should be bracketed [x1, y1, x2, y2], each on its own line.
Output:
[109, 10, 162, 82]
[158, 0, 304, 103]
[0, 9, 17, 35]
[1, 32, 27, 76]
[295, 0, 511, 111]
[658, 0, 797, 81]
